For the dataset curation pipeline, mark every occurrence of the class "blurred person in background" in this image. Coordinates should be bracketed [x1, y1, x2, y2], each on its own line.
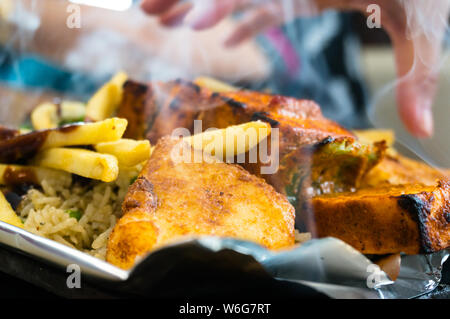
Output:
[140, 0, 450, 138]
[0, 0, 448, 138]
[0, 0, 270, 122]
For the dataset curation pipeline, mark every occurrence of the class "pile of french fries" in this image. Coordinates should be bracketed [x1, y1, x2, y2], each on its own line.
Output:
[0, 72, 152, 227]
[0, 72, 151, 185]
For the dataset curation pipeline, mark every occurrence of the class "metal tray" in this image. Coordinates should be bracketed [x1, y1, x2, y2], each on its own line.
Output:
[0, 220, 448, 299]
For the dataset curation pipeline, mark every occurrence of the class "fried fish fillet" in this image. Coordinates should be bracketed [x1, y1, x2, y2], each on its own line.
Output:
[312, 180, 450, 255]
[106, 136, 296, 269]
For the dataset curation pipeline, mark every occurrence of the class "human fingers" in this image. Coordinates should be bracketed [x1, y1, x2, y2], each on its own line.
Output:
[140, 0, 180, 14]
[382, 1, 449, 137]
[159, 2, 193, 27]
[224, 3, 282, 47]
[186, 0, 249, 30]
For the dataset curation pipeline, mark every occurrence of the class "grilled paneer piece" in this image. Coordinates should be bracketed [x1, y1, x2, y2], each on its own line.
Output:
[117, 79, 226, 141]
[362, 153, 450, 187]
[147, 80, 226, 143]
[257, 136, 385, 205]
[197, 90, 385, 200]
[117, 80, 383, 205]
[311, 180, 450, 255]
[117, 80, 155, 140]
[106, 136, 296, 269]
[200, 90, 352, 141]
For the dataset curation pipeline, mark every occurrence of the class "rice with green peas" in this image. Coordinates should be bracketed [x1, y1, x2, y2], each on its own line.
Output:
[17, 164, 143, 260]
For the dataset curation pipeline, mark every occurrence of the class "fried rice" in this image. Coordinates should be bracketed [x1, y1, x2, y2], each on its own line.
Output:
[17, 164, 143, 260]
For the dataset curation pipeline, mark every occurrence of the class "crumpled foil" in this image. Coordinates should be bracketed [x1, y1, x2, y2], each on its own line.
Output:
[0, 221, 447, 299]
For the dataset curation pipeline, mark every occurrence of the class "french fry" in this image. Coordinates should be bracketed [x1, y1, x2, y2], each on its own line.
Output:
[0, 191, 23, 228]
[194, 76, 238, 93]
[0, 118, 127, 163]
[0, 164, 72, 187]
[85, 83, 118, 121]
[185, 121, 271, 159]
[31, 102, 59, 130]
[42, 118, 127, 149]
[31, 100, 86, 130]
[95, 139, 151, 167]
[110, 71, 128, 95]
[32, 148, 119, 182]
[354, 129, 395, 148]
[19, 128, 32, 135]
[60, 100, 86, 123]
[85, 71, 128, 121]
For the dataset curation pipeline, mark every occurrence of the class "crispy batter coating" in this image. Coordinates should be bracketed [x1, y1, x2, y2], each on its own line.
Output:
[107, 137, 296, 269]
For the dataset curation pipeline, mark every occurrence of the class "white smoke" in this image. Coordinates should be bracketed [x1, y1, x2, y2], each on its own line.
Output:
[368, 0, 450, 167]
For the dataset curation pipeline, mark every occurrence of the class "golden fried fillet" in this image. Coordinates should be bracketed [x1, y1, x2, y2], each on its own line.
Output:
[311, 180, 450, 255]
[106, 137, 296, 269]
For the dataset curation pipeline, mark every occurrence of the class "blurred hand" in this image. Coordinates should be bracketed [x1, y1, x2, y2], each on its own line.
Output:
[141, 0, 450, 138]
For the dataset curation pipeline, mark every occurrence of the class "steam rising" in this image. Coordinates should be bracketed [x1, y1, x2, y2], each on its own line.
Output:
[402, 0, 449, 42]
[368, 0, 450, 167]
[0, 1, 448, 276]
[1, 0, 449, 164]
[62, 5, 270, 84]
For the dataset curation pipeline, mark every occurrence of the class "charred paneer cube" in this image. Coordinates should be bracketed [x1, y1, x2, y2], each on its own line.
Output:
[311, 180, 450, 255]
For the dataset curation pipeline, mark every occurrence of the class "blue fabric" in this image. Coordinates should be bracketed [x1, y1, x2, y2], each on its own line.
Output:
[253, 12, 369, 128]
[0, 51, 101, 100]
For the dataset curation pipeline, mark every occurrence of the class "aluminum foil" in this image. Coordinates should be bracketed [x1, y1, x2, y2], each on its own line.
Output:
[0, 220, 447, 299]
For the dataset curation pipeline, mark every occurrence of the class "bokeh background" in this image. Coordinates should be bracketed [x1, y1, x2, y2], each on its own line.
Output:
[0, 2, 448, 166]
